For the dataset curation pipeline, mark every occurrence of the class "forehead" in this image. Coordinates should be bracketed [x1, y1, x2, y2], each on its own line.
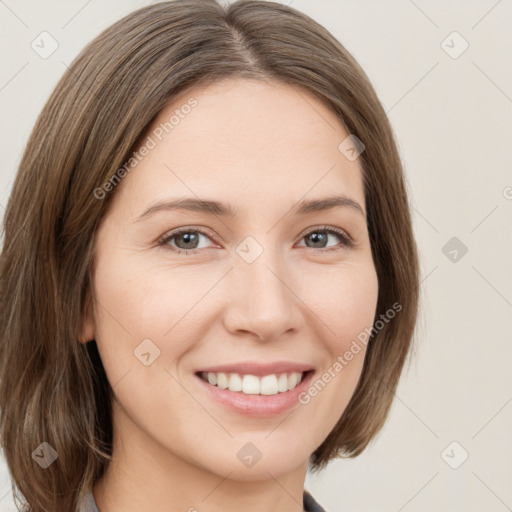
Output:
[110, 78, 365, 218]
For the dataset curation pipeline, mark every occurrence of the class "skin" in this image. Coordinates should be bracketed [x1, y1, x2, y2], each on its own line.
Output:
[80, 77, 379, 512]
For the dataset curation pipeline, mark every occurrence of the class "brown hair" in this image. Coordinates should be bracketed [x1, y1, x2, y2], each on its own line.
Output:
[0, 0, 420, 510]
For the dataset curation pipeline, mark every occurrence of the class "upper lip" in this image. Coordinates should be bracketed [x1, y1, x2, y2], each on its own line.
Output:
[195, 361, 314, 377]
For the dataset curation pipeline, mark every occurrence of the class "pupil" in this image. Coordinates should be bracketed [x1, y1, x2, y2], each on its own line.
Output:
[178, 232, 198, 249]
[309, 232, 326, 248]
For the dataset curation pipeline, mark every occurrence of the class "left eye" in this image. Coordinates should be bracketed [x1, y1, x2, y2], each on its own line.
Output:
[297, 227, 352, 250]
[159, 226, 352, 255]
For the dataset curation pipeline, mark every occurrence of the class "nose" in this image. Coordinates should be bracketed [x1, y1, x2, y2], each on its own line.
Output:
[223, 247, 304, 342]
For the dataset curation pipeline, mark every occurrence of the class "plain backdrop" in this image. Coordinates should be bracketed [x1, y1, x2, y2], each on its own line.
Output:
[1, 1, 511, 511]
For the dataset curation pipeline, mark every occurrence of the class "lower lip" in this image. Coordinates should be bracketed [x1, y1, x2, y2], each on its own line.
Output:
[194, 371, 315, 417]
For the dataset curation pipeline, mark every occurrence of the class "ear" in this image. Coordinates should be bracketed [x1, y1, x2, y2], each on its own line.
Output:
[78, 291, 95, 344]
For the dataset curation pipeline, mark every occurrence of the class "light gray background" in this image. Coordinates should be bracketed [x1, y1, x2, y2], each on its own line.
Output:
[1, 1, 511, 511]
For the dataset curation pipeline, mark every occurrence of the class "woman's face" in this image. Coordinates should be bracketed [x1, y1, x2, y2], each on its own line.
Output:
[83, 78, 379, 481]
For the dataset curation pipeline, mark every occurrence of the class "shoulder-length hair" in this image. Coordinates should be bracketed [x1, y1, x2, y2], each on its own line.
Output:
[0, 0, 420, 510]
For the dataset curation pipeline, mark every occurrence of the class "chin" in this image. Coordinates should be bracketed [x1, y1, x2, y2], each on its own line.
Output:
[196, 441, 309, 481]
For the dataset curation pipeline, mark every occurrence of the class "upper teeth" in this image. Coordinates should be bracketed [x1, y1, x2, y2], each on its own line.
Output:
[200, 371, 304, 395]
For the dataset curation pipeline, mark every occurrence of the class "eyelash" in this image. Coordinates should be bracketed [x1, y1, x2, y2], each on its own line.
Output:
[158, 225, 354, 256]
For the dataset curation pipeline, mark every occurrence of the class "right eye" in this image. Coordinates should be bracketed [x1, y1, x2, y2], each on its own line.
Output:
[158, 228, 217, 255]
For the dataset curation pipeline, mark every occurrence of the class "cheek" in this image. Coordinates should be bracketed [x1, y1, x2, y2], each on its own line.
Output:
[92, 249, 195, 338]
[295, 262, 378, 429]
[90, 249, 223, 397]
[303, 259, 379, 351]
[90, 254, 170, 379]
[89, 254, 201, 432]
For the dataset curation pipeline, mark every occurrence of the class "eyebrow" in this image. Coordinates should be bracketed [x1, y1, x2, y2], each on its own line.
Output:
[135, 194, 365, 222]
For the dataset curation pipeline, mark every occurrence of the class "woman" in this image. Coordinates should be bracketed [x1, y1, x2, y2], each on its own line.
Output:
[0, 1, 420, 511]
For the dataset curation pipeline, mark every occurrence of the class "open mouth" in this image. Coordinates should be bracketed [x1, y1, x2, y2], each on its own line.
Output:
[195, 370, 313, 396]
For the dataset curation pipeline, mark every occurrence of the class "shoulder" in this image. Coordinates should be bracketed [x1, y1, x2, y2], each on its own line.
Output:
[304, 488, 329, 512]
[78, 489, 100, 512]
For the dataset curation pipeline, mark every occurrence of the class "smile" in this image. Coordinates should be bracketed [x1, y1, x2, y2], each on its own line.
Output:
[198, 370, 306, 396]
[194, 369, 315, 417]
